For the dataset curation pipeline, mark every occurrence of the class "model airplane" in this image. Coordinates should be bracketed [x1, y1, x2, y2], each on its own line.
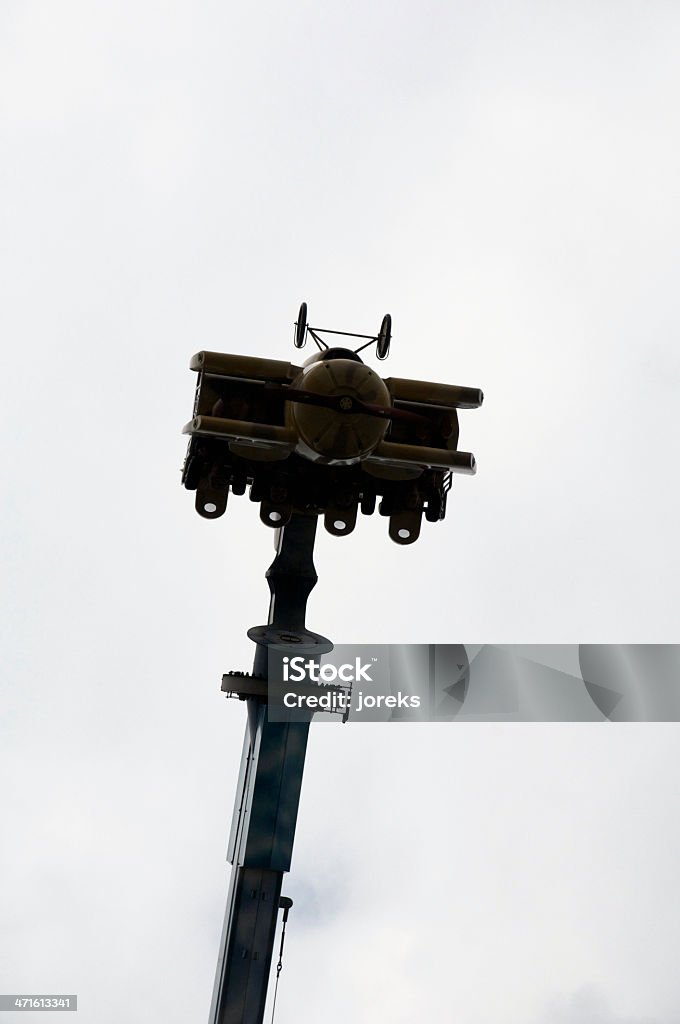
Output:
[181, 304, 483, 544]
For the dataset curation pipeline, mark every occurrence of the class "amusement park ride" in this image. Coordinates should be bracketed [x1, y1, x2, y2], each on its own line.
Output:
[181, 305, 483, 1023]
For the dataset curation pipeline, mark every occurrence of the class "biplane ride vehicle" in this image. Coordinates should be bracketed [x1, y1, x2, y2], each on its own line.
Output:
[181, 304, 483, 544]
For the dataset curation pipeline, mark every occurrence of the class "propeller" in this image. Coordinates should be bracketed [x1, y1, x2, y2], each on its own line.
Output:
[263, 382, 432, 427]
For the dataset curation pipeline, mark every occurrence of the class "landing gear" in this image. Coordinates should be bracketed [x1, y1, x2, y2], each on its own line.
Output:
[294, 302, 307, 348]
[293, 303, 392, 360]
[376, 313, 391, 360]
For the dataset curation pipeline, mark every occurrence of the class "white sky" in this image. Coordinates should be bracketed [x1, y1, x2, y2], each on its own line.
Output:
[1, 1, 679, 1021]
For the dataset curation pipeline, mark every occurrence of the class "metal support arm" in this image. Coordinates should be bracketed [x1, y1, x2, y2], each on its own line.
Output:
[209, 516, 328, 1024]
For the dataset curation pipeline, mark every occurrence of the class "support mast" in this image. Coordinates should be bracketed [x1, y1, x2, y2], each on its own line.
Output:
[209, 515, 329, 1024]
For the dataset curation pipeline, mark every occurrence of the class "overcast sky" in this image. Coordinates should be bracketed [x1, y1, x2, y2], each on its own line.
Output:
[1, 1, 679, 1022]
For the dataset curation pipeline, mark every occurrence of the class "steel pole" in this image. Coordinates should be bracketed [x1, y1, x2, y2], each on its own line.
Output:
[209, 515, 327, 1024]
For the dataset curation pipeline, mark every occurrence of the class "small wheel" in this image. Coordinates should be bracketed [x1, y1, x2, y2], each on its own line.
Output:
[294, 302, 308, 348]
[376, 313, 391, 360]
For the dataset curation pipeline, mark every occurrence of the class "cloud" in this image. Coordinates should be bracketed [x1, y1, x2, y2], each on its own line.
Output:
[538, 986, 659, 1024]
[2, 2, 680, 1023]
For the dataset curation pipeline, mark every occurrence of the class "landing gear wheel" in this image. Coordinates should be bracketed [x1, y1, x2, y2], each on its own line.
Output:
[294, 302, 308, 348]
[376, 313, 391, 360]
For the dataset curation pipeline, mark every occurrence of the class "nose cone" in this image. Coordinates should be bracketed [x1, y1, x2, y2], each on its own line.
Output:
[291, 359, 391, 462]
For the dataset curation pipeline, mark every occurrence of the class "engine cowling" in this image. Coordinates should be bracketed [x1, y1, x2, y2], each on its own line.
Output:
[288, 358, 392, 464]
